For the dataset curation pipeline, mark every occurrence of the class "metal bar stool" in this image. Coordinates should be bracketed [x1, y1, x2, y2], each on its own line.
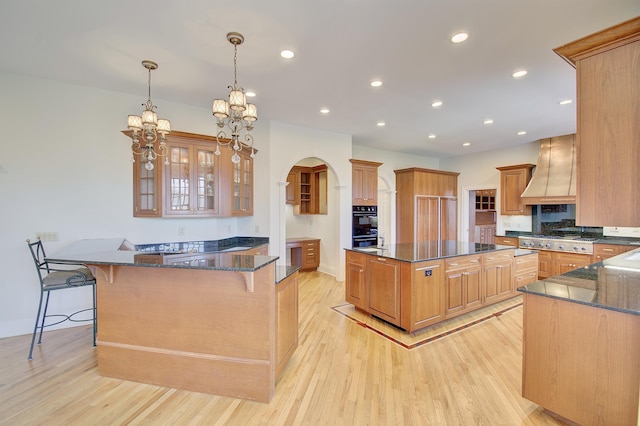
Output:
[26, 239, 97, 360]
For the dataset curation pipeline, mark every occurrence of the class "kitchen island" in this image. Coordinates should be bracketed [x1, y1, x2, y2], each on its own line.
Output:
[47, 238, 298, 403]
[518, 250, 640, 425]
[345, 241, 538, 333]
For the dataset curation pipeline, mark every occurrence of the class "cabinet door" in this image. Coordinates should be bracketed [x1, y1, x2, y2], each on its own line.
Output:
[576, 41, 640, 227]
[286, 170, 299, 205]
[416, 196, 439, 242]
[497, 165, 534, 215]
[133, 157, 162, 217]
[366, 256, 401, 324]
[165, 143, 218, 216]
[554, 253, 592, 275]
[440, 197, 458, 241]
[345, 252, 367, 309]
[537, 251, 553, 279]
[166, 144, 194, 215]
[231, 151, 253, 215]
[444, 256, 481, 318]
[351, 160, 381, 206]
[407, 261, 444, 331]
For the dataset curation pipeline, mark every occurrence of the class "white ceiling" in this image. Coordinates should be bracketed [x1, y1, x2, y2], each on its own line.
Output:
[1, 0, 638, 158]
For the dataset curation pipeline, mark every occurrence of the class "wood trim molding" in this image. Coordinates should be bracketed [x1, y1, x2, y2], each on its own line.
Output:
[553, 16, 640, 67]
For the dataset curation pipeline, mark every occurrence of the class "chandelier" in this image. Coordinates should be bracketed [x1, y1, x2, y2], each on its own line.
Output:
[212, 32, 257, 164]
[127, 60, 171, 171]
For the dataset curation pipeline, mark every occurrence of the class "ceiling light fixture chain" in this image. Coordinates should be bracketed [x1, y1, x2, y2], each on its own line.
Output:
[126, 60, 171, 171]
[212, 32, 257, 164]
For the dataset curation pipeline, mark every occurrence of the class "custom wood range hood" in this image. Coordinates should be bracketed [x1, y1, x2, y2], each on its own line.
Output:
[520, 133, 576, 205]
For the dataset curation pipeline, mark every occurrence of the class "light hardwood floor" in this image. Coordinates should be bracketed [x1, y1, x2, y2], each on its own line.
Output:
[0, 271, 567, 425]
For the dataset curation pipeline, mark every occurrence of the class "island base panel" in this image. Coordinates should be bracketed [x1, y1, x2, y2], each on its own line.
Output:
[98, 345, 272, 402]
[522, 293, 640, 425]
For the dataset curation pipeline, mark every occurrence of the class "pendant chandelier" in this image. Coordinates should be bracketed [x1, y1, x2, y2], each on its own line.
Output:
[127, 60, 171, 171]
[212, 32, 257, 164]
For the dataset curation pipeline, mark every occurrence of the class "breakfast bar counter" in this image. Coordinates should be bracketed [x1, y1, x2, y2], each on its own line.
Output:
[47, 238, 298, 403]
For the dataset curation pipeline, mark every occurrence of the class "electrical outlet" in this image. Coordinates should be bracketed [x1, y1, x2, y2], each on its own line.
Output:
[178, 227, 185, 236]
[254, 225, 260, 233]
[38, 232, 58, 242]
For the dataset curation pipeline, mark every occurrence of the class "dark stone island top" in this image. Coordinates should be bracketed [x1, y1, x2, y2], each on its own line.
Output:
[347, 241, 517, 263]
[46, 237, 284, 276]
[518, 249, 640, 316]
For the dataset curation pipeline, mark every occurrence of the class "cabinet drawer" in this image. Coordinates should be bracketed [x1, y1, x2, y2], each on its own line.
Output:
[495, 236, 518, 246]
[483, 250, 515, 264]
[445, 255, 481, 271]
[515, 254, 537, 272]
[515, 271, 538, 287]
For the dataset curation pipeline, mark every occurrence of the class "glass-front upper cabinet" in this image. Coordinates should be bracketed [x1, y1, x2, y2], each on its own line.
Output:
[164, 141, 219, 217]
[128, 130, 252, 218]
[231, 150, 253, 216]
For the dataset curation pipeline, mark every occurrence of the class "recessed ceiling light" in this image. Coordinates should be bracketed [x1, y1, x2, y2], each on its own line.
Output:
[463, 142, 471, 147]
[377, 121, 385, 127]
[370, 80, 383, 87]
[559, 99, 573, 105]
[320, 108, 330, 114]
[512, 70, 528, 78]
[280, 50, 295, 59]
[451, 32, 469, 43]
[517, 131, 527, 135]
[483, 119, 494, 125]
[431, 100, 443, 108]
[428, 134, 436, 139]
[245, 91, 256, 98]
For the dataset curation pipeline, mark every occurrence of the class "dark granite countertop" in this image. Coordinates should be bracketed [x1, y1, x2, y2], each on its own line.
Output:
[347, 241, 515, 263]
[275, 265, 300, 283]
[47, 237, 277, 273]
[518, 250, 640, 316]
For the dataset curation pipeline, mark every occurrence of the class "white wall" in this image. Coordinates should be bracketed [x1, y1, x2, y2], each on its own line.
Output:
[440, 142, 540, 238]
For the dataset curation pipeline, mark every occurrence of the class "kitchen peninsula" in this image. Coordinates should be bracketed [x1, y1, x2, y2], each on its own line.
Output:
[345, 242, 538, 332]
[47, 238, 298, 403]
[518, 250, 640, 425]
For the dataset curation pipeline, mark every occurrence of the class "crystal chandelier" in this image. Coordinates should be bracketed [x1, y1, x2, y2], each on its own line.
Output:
[212, 32, 257, 164]
[127, 60, 171, 171]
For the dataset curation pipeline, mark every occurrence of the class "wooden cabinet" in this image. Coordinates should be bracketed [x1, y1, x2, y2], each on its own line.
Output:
[554, 17, 640, 227]
[366, 256, 401, 324]
[164, 140, 219, 217]
[415, 195, 457, 243]
[444, 255, 482, 319]
[240, 244, 268, 256]
[537, 250, 553, 279]
[403, 260, 444, 331]
[483, 250, 515, 304]
[350, 159, 382, 206]
[128, 130, 254, 218]
[593, 243, 635, 262]
[286, 170, 299, 205]
[536, 250, 592, 278]
[522, 293, 640, 426]
[275, 271, 298, 378]
[345, 251, 367, 309]
[514, 252, 539, 288]
[395, 168, 459, 244]
[290, 165, 327, 214]
[495, 236, 519, 247]
[132, 152, 163, 217]
[345, 249, 524, 333]
[475, 225, 496, 244]
[287, 238, 320, 271]
[554, 252, 593, 276]
[226, 149, 253, 216]
[496, 164, 534, 215]
[475, 189, 496, 211]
